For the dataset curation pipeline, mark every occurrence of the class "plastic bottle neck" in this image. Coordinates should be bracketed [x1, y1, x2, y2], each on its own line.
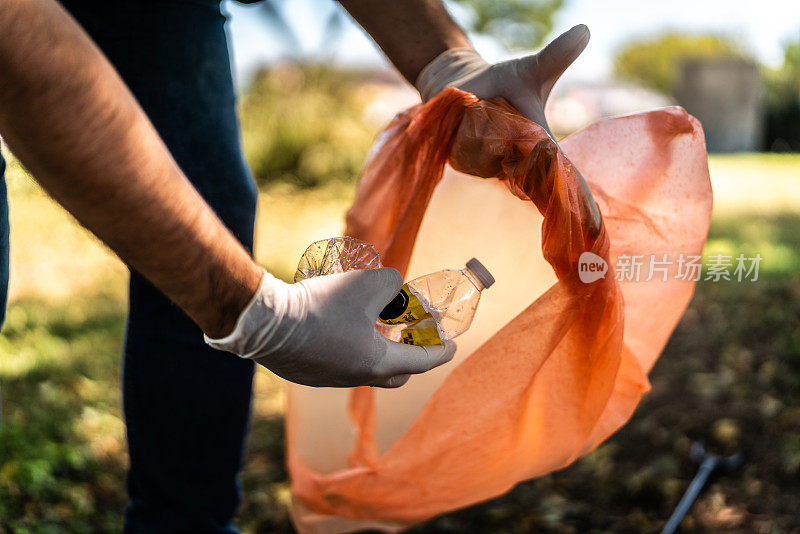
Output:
[464, 268, 485, 291]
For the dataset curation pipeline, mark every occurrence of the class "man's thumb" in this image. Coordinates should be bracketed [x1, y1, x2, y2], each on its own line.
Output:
[528, 24, 590, 100]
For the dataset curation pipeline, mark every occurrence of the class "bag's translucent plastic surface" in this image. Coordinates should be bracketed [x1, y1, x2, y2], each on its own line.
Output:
[287, 88, 713, 533]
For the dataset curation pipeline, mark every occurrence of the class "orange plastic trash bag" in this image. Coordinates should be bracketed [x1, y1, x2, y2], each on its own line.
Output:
[287, 88, 713, 533]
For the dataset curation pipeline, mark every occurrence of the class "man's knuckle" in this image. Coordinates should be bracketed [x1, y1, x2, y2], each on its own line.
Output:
[374, 267, 401, 290]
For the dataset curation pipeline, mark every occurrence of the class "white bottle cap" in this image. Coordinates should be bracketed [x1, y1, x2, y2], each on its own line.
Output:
[466, 258, 495, 289]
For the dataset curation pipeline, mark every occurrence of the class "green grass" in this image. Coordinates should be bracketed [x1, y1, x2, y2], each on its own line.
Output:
[705, 212, 800, 274]
[0, 295, 127, 532]
[707, 153, 800, 215]
[709, 151, 800, 168]
[1, 149, 799, 532]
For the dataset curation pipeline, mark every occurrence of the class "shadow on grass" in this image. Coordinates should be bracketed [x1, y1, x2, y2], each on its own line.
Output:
[404, 214, 800, 533]
[406, 271, 800, 534]
[0, 295, 128, 532]
[238, 414, 294, 533]
[237, 267, 800, 534]
[2, 213, 798, 533]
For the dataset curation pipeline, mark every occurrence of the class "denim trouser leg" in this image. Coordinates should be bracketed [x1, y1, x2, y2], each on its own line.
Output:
[57, 1, 257, 531]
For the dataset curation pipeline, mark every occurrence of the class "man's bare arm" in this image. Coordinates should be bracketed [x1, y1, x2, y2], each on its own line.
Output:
[338, 0, 471, 84]
[0, 0, 263, 338]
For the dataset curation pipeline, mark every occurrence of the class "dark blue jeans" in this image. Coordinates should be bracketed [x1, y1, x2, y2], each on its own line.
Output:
[41, 0, 256, 531]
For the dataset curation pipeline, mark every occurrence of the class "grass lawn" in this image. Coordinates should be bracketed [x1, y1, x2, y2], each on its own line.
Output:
[1, 152, 799, 532]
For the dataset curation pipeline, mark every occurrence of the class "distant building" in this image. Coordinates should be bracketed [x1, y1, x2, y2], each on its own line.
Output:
[676, 58, 763, 152]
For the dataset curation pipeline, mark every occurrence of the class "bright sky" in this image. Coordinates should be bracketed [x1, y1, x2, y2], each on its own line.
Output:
[225, 0, 800, 85]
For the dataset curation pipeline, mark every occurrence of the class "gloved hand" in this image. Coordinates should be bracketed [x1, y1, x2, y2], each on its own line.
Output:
[416, 24, 589, 134]
[416, 24, 601, 232]
[205, 268, 456, 388]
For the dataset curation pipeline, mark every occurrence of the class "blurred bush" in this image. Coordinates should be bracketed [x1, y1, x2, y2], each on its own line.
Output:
[613, 32, 744, 96]
[240, 64, 378, 189]
[240, 0, 569, 191]
[449, 0, 562, 50]
[764, 33, 800, 151]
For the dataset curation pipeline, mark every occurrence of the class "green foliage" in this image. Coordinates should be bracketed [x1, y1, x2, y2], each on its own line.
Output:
[239, 1, 568, 190]
[613, 32, 743, 95]
[449, 0, 563, 50]
[257, 0, 562, 55]
[785, 36, 800, 77]
[764, 33, 800, 151]
[239, 65, 378, 189]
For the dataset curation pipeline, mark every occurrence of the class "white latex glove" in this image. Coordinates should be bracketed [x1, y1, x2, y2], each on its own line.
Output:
[205, 268, 456, 388]
[416, 24, 601, 232]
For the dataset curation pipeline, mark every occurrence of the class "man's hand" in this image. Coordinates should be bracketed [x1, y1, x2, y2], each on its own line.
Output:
[206, 268, 457, 388]
[415, 25, 602, 233]
[416, 25, 590, 136]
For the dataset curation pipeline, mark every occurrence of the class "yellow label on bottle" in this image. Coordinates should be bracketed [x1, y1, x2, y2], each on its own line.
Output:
[400, 325, 442, 346]
[380, 284, 431, 325]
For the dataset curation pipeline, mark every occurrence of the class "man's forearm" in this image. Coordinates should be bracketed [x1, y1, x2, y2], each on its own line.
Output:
[339, 0, 471, 85]
[0, 0, 262, 337]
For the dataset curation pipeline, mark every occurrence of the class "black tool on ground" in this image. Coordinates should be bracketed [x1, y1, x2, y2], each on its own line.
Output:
[661, 442, 744, 534]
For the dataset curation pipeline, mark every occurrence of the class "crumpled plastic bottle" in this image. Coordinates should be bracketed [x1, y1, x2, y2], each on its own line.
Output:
[293, 236, 381, 282]
[293, 237, 494, 345]
[378, 258, 495, 345]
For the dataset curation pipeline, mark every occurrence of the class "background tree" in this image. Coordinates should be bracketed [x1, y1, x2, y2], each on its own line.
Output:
[448, 0, 564, 50]
[613, 32, 744, 96]
[256, 0, 564, 57]
[243, 0, 566, 188]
